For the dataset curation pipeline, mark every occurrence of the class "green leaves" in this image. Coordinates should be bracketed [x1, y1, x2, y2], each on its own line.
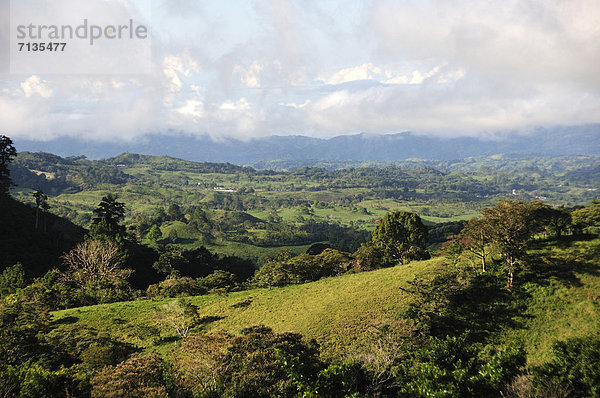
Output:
[371, 211, 429, 265]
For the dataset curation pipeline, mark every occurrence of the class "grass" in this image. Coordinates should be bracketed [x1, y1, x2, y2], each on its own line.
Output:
[503, 237, 600, 365]
[53, 257, 442, 359]
[52, 237, 600, 365]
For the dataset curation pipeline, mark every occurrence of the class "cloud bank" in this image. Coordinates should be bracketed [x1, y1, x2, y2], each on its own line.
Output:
[1, 0, 599, 142]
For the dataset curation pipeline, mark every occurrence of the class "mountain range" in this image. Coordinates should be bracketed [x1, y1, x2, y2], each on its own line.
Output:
[13, 124, 600, 165]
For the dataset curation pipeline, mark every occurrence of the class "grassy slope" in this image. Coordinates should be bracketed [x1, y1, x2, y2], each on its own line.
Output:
[504, 237, 600, 365]
[53, 257, 441, 358]
[53, 238, 600, 364]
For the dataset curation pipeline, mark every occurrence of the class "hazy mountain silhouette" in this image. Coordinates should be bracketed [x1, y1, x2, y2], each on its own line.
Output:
[14, 125, 599, 164]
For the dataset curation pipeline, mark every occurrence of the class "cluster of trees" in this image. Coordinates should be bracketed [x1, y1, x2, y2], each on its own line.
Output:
[253, 211, 431, 288]
[448, 199, 600, 289]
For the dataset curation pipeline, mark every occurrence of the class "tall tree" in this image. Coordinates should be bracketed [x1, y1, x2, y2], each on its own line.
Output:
[480, 200, 539, 289]
[458, 218, 491, 273]
[0, 135, 17, 196]
[32, 190, 49, 231]
[91, 194, 126, 238]
[371, 211, 429, 264]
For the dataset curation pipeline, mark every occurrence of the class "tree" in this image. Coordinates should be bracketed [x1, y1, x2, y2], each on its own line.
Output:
[168, 228, 178, 243]
[91, 194, 126, 238]
[0, 263, 26, 298]
[160, 299, 199, 339]
[61, 240, 132, 303]
[371, 211, 429, 264]
[544, 206, 572, 238]
[32, 190, 49, 231]
[572, 201, 600, 234]
[353, 242, 393, 272]
[216, 326, 322, 397]
[0, 135, 17, 195]
[480, 200, 539, 289]
[196, 270, 238, 293]
[458, 218, 491, 273]
[530, 202, 572, 239]
[166, 203, 184, 221]
[145, 225, 162, 243]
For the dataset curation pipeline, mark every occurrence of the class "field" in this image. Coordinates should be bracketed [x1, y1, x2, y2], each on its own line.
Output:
[12, 152, 598, 262]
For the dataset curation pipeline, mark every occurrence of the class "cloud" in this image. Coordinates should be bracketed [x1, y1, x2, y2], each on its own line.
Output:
[233, 61, 264, 88]
[163, 52, 201, 93]
[369, 0, 600, 90]
[1, 0, 599, 143]
[325, 63, 381, 85]
[20, 76, 53, 98]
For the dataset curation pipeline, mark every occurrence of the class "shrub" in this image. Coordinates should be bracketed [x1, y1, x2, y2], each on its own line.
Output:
[90, 353, 168, 398]
[534, 336, 600, 397]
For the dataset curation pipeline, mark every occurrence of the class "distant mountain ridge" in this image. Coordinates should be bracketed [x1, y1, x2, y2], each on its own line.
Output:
[14, 124, 600, 164]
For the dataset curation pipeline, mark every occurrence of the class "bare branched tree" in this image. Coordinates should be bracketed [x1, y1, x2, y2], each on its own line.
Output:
[61, 240, 131, 288]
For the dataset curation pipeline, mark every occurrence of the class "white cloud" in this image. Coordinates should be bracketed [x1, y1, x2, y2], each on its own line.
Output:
[325, 63, 382, 84]
[20, 76, 53, 98]
[233, 61, 264, 88]
[0, 0, 599, 143]
[163, 52, 201, 92]
[177, 99, 204, 118]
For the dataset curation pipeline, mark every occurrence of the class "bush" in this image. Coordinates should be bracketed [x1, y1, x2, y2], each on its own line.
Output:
[146, 277, 202, 299]
[196, 270, 238, 293]
[0, 263, 26, 298]
[90, 353, 168, 398]
[535, 336, 600, 397]
[253, 249, 352, 288]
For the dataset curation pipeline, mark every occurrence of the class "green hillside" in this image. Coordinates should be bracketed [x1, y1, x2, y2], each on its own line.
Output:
[53, 237, 600, 364]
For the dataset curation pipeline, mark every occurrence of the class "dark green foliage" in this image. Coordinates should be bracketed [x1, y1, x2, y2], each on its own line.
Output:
[0, 362, 74, 398]
[44, 323, 136, 369]
[372, 211, 430, 264]
[572, 200, 600, 234]
[535, 336, 600, 397]
[353, 242, 393, 272]
[0, 196, 85, 278]
[146, 224, 162, 242]
[197, 270, 238, 293]
[535, 205, 572, 238]
[398, 335, 526, 397]
[480, 200, 543, 288]
[306, 242, 331, 255]
[427, 221, 465, 249]
[61, 239, 134, 305]
[91, 193, 126, 238]
[90, 353, 168, 398]
[216, 326, 323, 397]
[253, 249, 353, 287]
[152, 246, 254, 282]
[146, 277, 203, 299]
[0, 263, 26, 298]
[0, 135, 17, 195]
[0, 298, 52, 366]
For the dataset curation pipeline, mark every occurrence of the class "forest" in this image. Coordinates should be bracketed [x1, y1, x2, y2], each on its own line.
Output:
[1, 134, 600, 397]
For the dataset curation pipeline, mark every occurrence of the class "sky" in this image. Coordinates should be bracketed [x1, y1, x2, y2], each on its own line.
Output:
[1, 0, 599, 142]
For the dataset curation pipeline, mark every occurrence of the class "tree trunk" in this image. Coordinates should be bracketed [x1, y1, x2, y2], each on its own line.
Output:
[35, 206, 39, 230]
[481, 255, 486, 273]
[507, 271, 513, 290]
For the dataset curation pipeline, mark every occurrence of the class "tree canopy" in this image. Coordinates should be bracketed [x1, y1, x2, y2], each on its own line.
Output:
[371, 211, 429, 264]
[0, 135, 17, 195]
[91, 194, 126, 238]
